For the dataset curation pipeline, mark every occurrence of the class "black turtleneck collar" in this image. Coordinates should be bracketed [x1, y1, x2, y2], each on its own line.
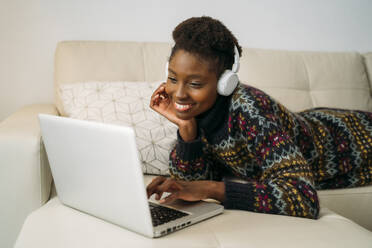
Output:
[195, 94, 231, 136]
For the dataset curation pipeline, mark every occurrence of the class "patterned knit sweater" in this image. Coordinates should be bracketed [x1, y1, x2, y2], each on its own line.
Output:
[168, 83, 372, 219]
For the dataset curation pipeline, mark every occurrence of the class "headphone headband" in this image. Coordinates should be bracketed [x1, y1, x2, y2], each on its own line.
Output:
[232, 45, 240, 73]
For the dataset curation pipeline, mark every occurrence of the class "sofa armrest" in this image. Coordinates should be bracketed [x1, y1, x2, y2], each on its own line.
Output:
[0, 104, 59, 248]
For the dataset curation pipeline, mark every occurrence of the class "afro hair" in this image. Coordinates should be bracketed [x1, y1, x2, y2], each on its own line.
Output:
[170, 16, 242, 78]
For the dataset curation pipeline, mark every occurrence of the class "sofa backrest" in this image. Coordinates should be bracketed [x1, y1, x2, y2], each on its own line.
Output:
[55, 41, 372, 115]
[364, 52, 372, 91]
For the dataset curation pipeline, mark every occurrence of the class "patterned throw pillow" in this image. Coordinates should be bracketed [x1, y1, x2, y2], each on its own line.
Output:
[59, 81, 177, 175]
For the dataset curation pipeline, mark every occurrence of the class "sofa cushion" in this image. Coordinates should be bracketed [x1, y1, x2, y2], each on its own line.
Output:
[15, 195, 372, 248]
[54, 41, 148, 116]
[317, 185, 372, 231]
[239, 48, 372, 112]
[59, 81, 177, 175]
[55, 41, 372, 116]
[142, 42, 173, 82]
[364, 52, 372, 90]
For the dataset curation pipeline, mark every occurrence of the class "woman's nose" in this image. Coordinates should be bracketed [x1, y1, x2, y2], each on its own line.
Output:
[175, 84, 187, 99]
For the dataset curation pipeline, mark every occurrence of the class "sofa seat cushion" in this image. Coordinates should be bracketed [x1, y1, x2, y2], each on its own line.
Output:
[144, 175, 372, 231]
[15, 196, 372, 248]
[317, 185, 372, 231]
[47, 175, 372, 232]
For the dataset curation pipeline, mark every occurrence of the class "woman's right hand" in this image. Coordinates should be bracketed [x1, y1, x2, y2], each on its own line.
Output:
[150, 83, 197, 142]
[150, 83, 177, 124]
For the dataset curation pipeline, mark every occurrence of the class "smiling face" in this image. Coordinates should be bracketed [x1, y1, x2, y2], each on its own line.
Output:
[165, 49, 219, 120]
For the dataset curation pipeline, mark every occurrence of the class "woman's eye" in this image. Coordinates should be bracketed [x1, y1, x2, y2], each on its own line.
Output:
[190, 82, 202, 88]
[168, 77, 177, 83]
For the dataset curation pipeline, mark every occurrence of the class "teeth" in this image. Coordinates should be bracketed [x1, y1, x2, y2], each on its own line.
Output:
[175, 103, 192, 111]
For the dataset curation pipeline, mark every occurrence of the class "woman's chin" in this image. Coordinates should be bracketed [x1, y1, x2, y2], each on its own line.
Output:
[175, 111, 194, 120]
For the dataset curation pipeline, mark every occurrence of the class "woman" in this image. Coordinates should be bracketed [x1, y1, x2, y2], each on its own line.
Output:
[146, 16, 372, 219]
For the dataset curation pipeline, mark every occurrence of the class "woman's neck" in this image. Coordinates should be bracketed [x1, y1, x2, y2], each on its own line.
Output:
[196, 94, 231, 136]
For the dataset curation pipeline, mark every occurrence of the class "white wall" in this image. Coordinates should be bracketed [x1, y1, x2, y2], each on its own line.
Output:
[1, 0, 372, 121]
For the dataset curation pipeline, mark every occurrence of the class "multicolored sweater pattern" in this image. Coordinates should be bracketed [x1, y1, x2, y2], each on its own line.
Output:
[169, 83, 372, 219]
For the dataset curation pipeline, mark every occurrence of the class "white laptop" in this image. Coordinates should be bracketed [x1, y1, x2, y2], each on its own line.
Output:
[38, 114, 223, 238]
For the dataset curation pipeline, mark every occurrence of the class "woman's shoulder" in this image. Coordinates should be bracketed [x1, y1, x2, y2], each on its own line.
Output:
[229, 83, 296, 130]
[230, 83, 278, 113]
[235, 83, 267, 94]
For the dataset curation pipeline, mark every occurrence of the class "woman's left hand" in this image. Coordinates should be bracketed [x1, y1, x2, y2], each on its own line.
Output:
[146, 176, 225, 204]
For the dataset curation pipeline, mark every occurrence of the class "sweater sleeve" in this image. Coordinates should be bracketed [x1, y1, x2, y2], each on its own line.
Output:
[223, 118, 320, 219]
[168, 130, 221, 181]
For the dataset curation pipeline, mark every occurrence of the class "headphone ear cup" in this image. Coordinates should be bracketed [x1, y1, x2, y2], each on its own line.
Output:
[217, 70, 239, 96]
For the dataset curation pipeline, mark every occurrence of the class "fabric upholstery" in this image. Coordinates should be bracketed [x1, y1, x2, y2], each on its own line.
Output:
[15, 188, 372, 248]
[239, 48, 372, 112]
[55, 42, 372, 116]
[318, 185, 372, 231]
[142, 42, 172, 82]
[54, 41, 147, 116]
[0, 104, 58, 248]
[364, 52, 372, 89]
[59, 81, 177, 175]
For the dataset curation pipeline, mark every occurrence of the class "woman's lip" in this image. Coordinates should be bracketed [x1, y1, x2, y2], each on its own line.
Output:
[174, 102, 194, 112]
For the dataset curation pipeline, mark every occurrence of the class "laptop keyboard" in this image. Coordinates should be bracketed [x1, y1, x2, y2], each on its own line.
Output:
[149, 203, 189, 227]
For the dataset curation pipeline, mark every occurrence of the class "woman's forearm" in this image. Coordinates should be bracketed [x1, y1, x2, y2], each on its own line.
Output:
[178, 120, 197, 142]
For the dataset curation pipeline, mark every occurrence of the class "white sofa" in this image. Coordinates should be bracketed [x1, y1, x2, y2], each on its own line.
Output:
[1, 41, 372, 247]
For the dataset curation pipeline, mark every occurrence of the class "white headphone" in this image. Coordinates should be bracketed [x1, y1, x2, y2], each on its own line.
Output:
[217, 45, 240, 96]
[165, 45, 240, 96]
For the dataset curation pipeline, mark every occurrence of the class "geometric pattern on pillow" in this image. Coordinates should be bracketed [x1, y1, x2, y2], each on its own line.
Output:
[59, 81, 177, 175]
